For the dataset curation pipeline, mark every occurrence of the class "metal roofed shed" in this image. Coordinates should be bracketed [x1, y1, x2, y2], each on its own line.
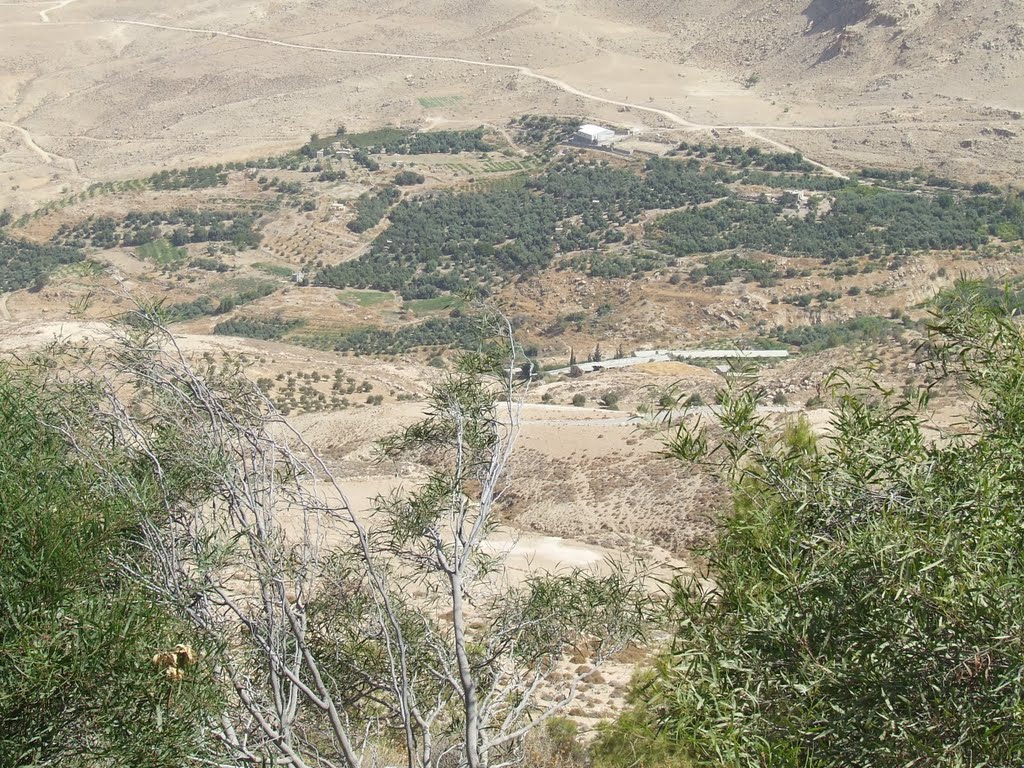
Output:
[574, 124, 616, 145]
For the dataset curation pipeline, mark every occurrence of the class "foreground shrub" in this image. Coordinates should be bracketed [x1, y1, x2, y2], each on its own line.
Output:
[0, 369, 219, 767]
[599, 281, 1024, 767]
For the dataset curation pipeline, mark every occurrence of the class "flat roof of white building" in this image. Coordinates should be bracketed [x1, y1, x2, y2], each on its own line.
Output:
[576, 124, 614, 138]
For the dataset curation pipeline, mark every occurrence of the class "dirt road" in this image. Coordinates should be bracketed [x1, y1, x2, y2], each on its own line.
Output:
[38, 0, 78, 22]
[0, 120, 80, 173]
[47, 17, 850, 178]
[0, 121, 55, 164]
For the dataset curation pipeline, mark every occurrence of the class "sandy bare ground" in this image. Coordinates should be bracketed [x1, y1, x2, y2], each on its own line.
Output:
[5, 14, 844, 177]
[2, 0, 1022, 210]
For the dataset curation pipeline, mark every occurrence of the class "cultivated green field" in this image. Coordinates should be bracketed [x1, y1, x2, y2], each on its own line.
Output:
[337, 289, 395, 307]
[418, 95, 463, 109]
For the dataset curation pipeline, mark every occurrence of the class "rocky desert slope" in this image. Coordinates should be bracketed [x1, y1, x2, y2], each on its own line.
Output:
[2, 0, 1021, 211]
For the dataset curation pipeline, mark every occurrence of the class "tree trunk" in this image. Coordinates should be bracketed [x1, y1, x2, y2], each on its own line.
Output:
[450, 570, 481, 768]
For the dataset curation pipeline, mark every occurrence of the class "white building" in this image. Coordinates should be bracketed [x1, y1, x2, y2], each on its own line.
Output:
[574, 124, 616, 145]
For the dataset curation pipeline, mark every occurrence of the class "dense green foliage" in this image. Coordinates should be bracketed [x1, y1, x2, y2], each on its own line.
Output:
[394, 170, 426, 186]
[352, 149, 381, 172]
[319, 186, 558, 297]
[316, 156, 729, 298]
[300, 127, 492, 161]
[731, 169, 848, 191]
[770, 315, 904, 352]
[0, 234, 83, 291]
[210, 282, 278, 313]
[533, 156, 729, 221]
[294, 315, 481, 354]
[688, 253, 780, 287]
[932, 276, 1024, 315]
[857, 166, 978, 191]
[654, 185, 1024, 261]
[316, 168, 348, 183]
[675, 142, 817, 173]
[146, 166, 229, 190]
[347, 187, 402, 233]
[213, 314, 303, 340]
[151, 282, 277, 323]
[316, 146, 1023, 299]
[0, 370, 218, 767]
[511, 115, 585, 149]
[154, 296, 219, 323]
[54, 209, 263, 251]
[338, 127, 411, 149]
[363, 127, 492, 155]
[566, 249, 672, 279]
[189, 256, 230, 272]
[601, 286, 1024, 767]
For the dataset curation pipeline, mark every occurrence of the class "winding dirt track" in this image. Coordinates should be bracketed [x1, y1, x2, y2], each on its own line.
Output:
[17, 8, 1019, 178]
[18, 5, 1010, 179]
[5, 9, 853, 178]
[109, 19, 854, 177]
[38, 0, 79, 22]
[108, 19, 851, 177]
[0, 120, 80, 174]
[0, 121, 53, 164]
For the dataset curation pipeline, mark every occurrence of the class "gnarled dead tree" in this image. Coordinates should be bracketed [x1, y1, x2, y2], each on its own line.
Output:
[32, 303, 653, 768]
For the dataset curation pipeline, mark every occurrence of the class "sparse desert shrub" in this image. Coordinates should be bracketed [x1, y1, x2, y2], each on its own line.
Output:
[522, 717, 588, 768]
[658, 392, 677, 409]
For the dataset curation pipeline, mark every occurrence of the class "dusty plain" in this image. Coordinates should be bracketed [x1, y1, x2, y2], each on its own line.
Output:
[2, 0, 1023, 212]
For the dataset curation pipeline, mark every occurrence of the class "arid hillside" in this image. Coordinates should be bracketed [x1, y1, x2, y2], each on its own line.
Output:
[3, 113, 1018, 561]
[2, 0, 1021, 212]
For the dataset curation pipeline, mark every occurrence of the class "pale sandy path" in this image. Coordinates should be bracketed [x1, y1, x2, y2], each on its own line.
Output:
[107, 19, 705, 125]
[0, 295, 10, 323]
[739, 126, 830, 165]
[737, 128, 847, 178]
[0, 120, 54, 164]
[38, 0, 78, 22]
[0, 120, 81, 174]
[520, 402, 799, 427]
[742, 120, 1009, 132]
